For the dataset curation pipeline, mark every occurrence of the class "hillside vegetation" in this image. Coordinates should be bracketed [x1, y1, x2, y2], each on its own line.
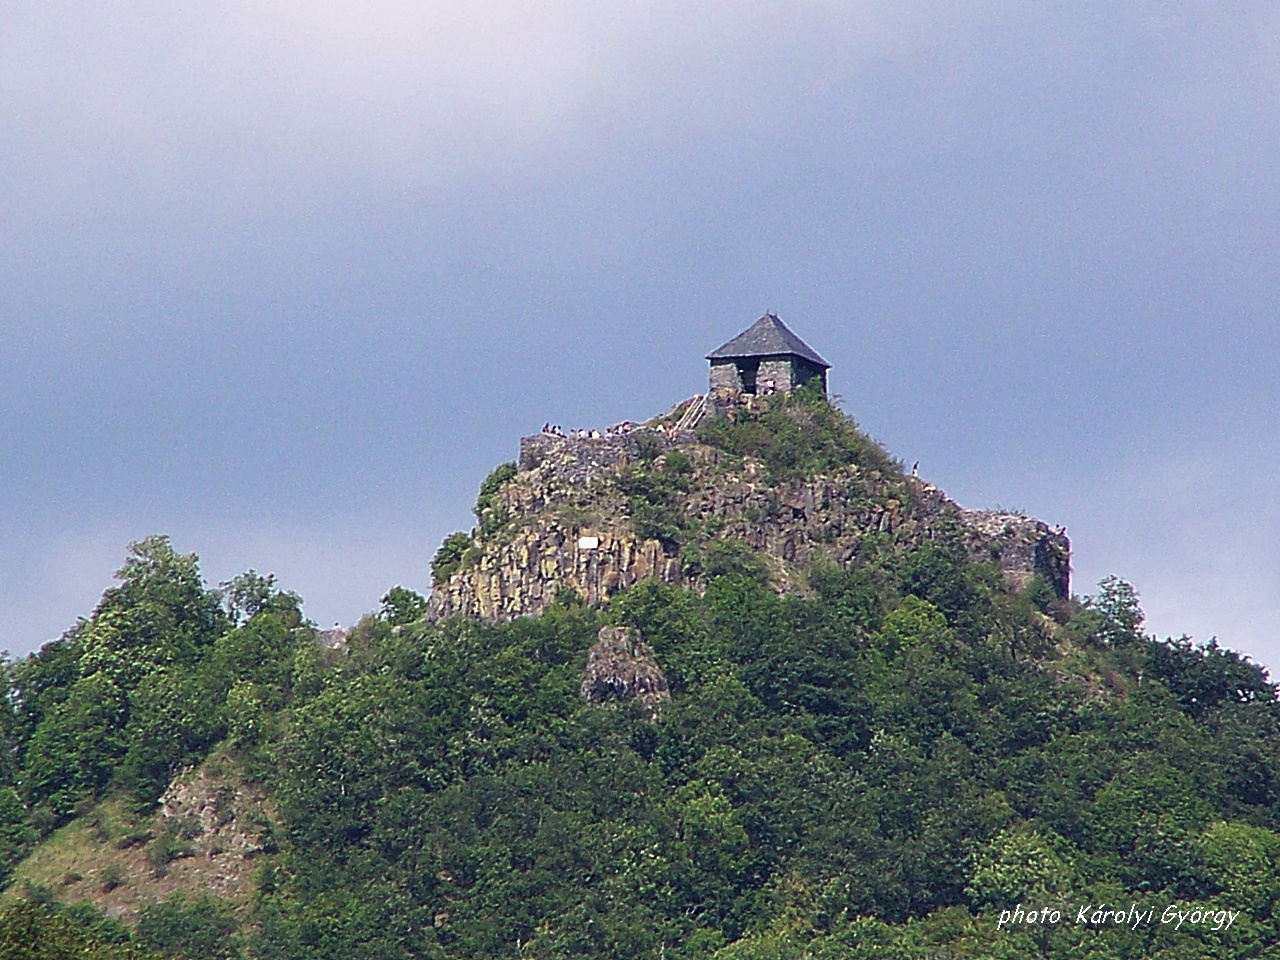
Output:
[2, 397, 1279, 959]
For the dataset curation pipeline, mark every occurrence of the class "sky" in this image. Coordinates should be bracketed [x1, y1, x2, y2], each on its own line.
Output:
[2, 1, 1279, 666]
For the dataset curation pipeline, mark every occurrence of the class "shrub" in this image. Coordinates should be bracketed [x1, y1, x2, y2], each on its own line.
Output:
[683, 539, 770, 584]
[0, 788, 34, 885]
[473, 465, 517, 527]
[115, 829, 153, 850]
[1085, 576, 1145, 646]
[137, 895, 241, 960]
[0, 900, 156, 959]
[431, 533, 473, 586]
[146, 824, 196, 878]
[101, 863, 126, 893]
[379, 586, 428, 626]
[697, 385, 897, 482]
[615, 455, 694, 552]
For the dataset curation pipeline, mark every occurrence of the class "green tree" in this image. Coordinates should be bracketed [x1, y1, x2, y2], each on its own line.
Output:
[1198, 820, 1280, 914]
[474, 462, 518, 536]
[379, 586, 428, 625]
[1087, 576, 1145, 646]
[119, 668, 225, 803]
[77, 536, 227, 689]
[137, 895, 242, 960]
[9, 634, 82, 762]
[432, 533, 473, 585]
[0, 899, 158, 960]
[965, 826, 1075, 907]
[899, 534, 994, 641]
[684, 539, 771, 585]
[874, 596, 948, 659]
[211, 607, 307, 697]
[220, 570, 279, 624]
[0, 788, 34, 885]
[23, 674, 127, 817]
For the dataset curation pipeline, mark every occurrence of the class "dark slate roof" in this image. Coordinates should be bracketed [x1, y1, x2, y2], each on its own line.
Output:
[706, 314, 830, 368]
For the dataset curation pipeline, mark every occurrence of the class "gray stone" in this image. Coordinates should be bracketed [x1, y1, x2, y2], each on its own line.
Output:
[581, 626, 670, 716]
[706, 314, 829, 396]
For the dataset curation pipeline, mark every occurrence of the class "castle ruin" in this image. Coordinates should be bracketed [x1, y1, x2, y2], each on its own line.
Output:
[428, 314, 1071, 623]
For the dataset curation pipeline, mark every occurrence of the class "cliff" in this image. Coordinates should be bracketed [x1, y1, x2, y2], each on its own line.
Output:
[428, 394, 1069, 622]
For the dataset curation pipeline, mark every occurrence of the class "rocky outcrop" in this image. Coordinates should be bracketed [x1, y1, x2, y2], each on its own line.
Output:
[429, 404, 1070, 623]
[316, 626, 348, 651]
[430, 528, 679, 622]
[159, 766, 276, 862]
[581, 626, 670, 716]
[961, 507, 1070, 596]
[37, 757, 278, 923]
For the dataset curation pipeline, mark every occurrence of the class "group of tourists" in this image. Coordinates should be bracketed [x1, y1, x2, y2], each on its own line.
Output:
[540, 420, 640, 440]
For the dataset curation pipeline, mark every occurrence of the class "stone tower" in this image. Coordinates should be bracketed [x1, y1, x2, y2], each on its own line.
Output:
[707, 313, 830, 396]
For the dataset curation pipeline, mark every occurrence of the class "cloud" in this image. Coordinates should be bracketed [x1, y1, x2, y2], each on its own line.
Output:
[1086, 443, 1280, 667]
[0, 1, 1003, 178]
[4, 0, 1276, 227]
[0, 523, 130, 655]
[177, 516, 447, 638]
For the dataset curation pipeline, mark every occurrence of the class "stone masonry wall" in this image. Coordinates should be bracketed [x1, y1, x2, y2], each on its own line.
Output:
[757, 357, 794, 393]
[709, 360, 743, 392]
[519, 429, 679, 479]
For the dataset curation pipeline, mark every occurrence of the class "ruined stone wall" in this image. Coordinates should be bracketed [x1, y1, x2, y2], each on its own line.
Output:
[957, 505, 1070, 598]
[708, 357, 825, 396]
[518, 427, 703, 486]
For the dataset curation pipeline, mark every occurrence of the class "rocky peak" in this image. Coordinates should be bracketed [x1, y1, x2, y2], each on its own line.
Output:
[428, 395, 1069, 623]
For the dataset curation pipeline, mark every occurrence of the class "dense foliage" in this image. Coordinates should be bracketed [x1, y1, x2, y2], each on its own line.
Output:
[615, 450, 696, 552]
[1, 537, 317, 836]
[696, 382, 897, 482]
[474, 462, 519, 537]
[1, 418, 1279, 958]
[0, 897, 158, 959]
[431, 533, 474, 586]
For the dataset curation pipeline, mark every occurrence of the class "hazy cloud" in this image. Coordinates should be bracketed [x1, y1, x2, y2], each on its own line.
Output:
[0, 2, 936, 171]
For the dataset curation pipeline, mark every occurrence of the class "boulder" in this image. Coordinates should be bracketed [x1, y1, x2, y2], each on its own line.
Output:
[581, 626, 670, 717]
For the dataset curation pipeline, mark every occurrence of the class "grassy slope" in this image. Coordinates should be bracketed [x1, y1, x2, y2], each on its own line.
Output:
[6, 748, 276, 924]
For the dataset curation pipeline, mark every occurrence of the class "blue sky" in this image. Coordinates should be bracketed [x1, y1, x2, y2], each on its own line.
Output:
[2, 2, 1279, 664]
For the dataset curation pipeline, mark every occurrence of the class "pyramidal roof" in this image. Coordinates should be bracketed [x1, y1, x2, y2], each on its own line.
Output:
[706, 313, 830, 368]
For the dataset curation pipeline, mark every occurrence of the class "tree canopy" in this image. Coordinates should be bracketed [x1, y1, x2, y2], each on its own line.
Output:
[2, 507, 1279, 959]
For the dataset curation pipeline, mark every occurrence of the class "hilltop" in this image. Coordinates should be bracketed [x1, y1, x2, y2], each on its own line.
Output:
[429, 385, 1069, 623]
[0, 386, 1277, 960]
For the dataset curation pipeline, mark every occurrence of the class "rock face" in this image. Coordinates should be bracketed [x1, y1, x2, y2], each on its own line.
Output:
[580, 626, 670, 716]
[45, 758, 278, 924]
[428, 401, 1070, 623]
[316, 626, 348, 651]
[159, 766, 276, 862]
